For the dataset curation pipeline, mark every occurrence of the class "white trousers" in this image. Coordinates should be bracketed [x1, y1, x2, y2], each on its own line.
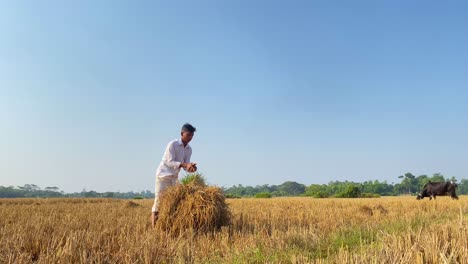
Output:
[151, 176, 177, 213]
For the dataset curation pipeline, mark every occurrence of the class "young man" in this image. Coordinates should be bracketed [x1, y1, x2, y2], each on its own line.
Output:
[151, 123, 197, 227]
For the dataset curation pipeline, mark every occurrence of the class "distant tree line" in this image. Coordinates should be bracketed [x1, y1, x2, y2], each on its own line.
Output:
[223, 173, 468, 198]
[0, 184, 154, 199]
[1, 172, 467, 199]
[224, 181, 306, 197]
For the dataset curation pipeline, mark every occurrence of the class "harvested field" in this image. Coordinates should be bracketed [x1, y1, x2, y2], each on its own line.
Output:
[0, 196, 467, 263]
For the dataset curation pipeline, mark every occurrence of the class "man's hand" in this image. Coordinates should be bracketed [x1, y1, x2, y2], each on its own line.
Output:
[181, 162, 197, 172]
[188, 164, 197, 173]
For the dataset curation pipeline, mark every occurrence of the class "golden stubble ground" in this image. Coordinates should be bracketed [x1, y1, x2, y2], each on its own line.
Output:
[0, 196, 467, 263]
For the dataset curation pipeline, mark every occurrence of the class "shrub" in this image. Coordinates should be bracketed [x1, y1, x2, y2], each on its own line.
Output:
[360, 193, 381, 198]
[312, 191, 330, 198]
[225, 194, 241, 199]
[255, 192, 272, 198]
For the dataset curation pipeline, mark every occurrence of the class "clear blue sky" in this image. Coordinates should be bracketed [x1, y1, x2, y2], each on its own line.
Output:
[1, 1, 467, 192]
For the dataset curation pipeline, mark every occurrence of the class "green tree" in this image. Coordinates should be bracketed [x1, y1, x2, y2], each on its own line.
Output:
[104, 192, 115, 198]
[458, 179, 468, 194]
[277, 181, 306, 196]
[398, 173, 418, 194]
[335, 185, 361, 198]
[429, 173, 445, 182]
[304, 184, 330, 198]
[45, 186, 60, 192]
[416, 174, 430, 191]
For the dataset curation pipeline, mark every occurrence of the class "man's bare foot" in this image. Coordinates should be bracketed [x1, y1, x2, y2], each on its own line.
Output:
[151, 212, 159, 227]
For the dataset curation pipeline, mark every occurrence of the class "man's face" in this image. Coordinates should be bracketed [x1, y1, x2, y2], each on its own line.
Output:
[181, 131, 194, 144]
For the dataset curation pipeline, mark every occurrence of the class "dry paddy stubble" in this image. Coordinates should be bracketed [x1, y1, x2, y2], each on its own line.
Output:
[0, 196, 467, 263]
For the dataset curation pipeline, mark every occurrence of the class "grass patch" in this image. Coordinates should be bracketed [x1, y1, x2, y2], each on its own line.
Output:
[313, 213, 455, 259]
[180, 173, 207, 187]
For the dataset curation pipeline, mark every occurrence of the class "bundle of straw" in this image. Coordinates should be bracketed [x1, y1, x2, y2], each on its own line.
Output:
[156, 175, 231, 235]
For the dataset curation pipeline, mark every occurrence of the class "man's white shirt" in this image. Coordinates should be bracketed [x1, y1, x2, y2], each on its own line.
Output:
[156, 139, 192, 179]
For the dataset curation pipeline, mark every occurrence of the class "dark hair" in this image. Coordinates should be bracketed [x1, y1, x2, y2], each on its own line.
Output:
[181, 123, 196, 133]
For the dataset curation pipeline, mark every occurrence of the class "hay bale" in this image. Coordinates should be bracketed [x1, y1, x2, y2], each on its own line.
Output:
[359, 205, 373, 216]
[123, 201, 140, 208]
[156, 183, 231, 235]
[374, 204, 388, 215]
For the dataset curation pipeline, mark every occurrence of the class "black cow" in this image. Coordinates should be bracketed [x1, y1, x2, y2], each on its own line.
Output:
[416, 181, 458, 200]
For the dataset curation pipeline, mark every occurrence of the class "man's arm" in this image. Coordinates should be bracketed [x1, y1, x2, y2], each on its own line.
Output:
[183, 148, 196, 172]
[162, 142, 193, 170]
[163, 142, 182, 169]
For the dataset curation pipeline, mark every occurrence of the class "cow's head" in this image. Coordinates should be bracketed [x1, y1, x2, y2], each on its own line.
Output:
[450, 180, 458, 188]
[416, 193, 423, 200]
